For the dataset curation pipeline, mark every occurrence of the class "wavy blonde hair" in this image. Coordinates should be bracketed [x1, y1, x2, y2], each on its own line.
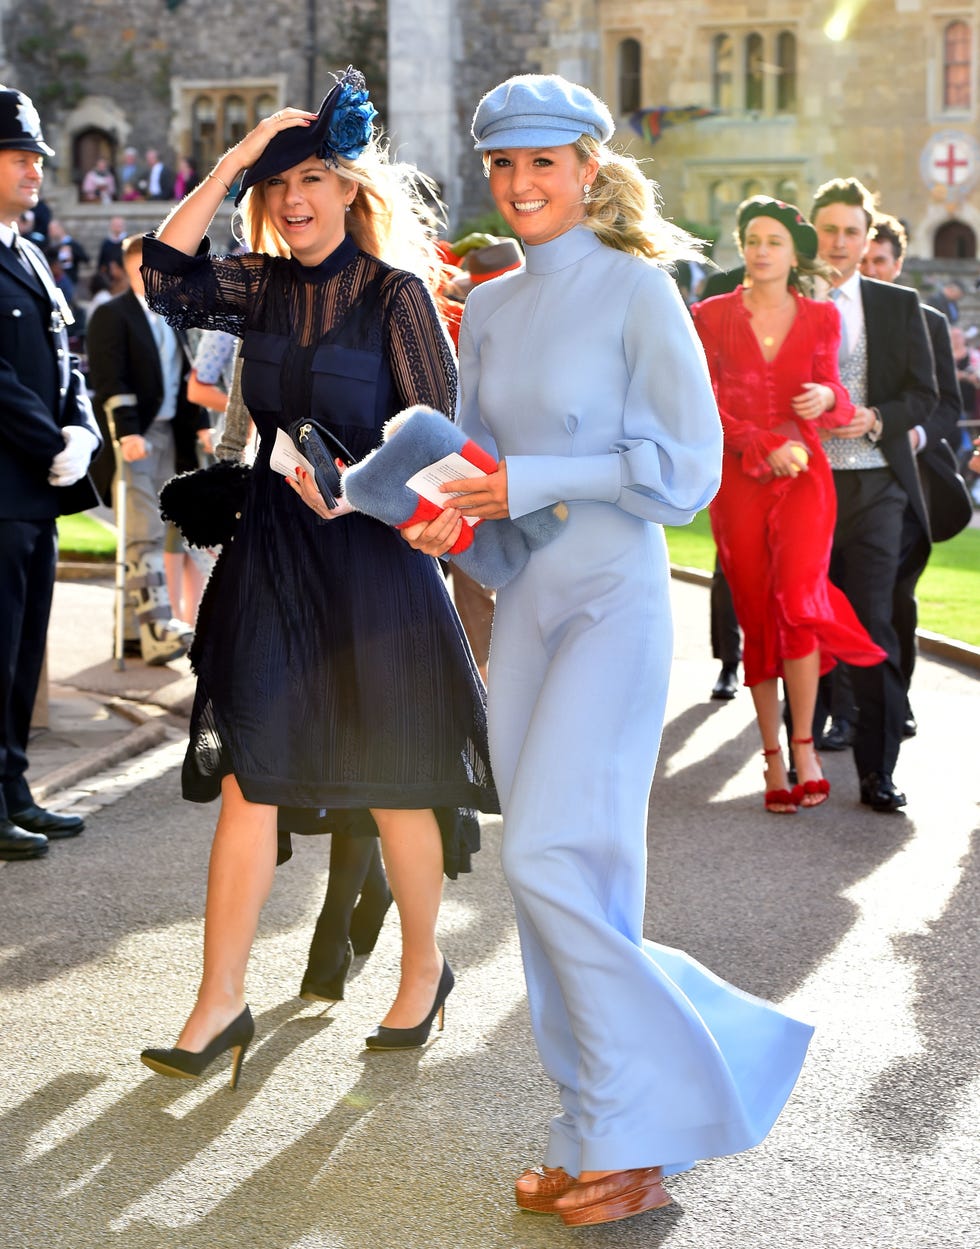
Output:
[573, 136, 704, 265]
[237, 134, 444, 290]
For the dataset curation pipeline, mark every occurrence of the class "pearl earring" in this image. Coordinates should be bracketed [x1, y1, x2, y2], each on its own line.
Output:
[345, 204, 351, 213]
[583, 183, 591, 202]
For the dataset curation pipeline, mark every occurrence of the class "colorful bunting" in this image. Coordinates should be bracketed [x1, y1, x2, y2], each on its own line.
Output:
[628, 106, 719, 144]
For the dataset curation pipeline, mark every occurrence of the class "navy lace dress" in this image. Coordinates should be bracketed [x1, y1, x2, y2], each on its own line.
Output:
[142, 234, 496, 875]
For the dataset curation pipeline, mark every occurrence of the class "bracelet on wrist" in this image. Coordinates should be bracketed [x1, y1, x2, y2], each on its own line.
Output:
[207, 171, 232, 194]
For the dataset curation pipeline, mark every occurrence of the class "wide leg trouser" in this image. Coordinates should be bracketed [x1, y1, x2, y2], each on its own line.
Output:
[489, 508, 813, 1175]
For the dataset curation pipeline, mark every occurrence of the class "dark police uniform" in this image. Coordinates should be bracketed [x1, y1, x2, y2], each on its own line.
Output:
[0, 86, 101, 859]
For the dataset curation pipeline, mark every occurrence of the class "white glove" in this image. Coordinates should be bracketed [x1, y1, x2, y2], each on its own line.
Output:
[48, 424, 100, 487]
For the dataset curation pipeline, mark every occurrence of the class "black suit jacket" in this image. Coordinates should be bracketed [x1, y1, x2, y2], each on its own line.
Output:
[0, 236, 101, 520]
[859, 277, 937, 538]
[86, 289, 207, 503]
[917, 304, 972, 542]
[700, 265, 745, 299]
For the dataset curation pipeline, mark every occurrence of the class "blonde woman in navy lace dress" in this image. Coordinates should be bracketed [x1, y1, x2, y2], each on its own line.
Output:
[138, 71, 496, 1086]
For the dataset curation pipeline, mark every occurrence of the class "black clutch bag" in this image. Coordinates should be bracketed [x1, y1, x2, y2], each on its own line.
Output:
[286, 419, 354, 510]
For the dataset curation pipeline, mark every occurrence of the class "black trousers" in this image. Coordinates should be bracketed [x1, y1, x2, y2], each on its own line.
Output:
[710, 558, 741, 665]
[828, 468, 908, 780]
[0, 518, 57, 819]
[893, 505, 931, 697]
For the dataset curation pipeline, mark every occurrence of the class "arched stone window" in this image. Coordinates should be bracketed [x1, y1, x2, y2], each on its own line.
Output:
[943, 20, 972, 110]
[712, 34, 734, 111]
[618, 38, 642, 114]
[776, 32, 797, 112]
[745, 33, 765, 111]
[191, 95, 217, 171]
[709, 177, 737, 228]
[776, 178, 799, 205]
[223, 96, 249, 149]
[183, 85, 283, 175]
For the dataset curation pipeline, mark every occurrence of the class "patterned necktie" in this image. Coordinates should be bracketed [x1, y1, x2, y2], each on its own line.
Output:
[829, 287, 849, 362]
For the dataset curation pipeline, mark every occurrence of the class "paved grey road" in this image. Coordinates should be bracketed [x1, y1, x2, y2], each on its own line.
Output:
[1, 580, 977, 1249]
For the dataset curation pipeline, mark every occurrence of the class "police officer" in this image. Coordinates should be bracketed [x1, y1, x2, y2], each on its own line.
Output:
[0, 86, 102, 861]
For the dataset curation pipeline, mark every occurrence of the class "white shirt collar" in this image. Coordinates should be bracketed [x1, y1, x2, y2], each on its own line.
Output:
[0, 221, 20, 248]
[835, 269, 863, 301]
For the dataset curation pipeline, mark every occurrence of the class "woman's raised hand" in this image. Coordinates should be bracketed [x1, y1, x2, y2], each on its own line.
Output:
[225, 107, 317, 173]
[790, 382, 834, 422]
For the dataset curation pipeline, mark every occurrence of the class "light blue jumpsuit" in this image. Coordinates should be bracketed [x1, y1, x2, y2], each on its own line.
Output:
[457, 226, 814, 1176]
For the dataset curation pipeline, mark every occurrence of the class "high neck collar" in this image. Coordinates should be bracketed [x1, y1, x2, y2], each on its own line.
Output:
[524, 225, 602, 275]
[289, 232, 358, 281]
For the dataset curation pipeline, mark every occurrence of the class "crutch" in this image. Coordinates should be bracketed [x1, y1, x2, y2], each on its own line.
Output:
[108, 412, 127, 671]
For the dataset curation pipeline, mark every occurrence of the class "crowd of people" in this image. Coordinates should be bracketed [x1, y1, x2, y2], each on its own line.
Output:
[79, 145, 198, 204]
[1, 65, 977, 1233]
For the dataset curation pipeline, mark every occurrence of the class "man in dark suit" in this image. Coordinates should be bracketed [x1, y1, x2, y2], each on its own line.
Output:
[811, 178, 938, 812]
[87, 234, 209, 665]
[694, 260, 746, 700]
[699, 263, 745, 300]
[0, 86, 102, 860]
[141, 149, 175, 201]
[860, 214, 971, 735]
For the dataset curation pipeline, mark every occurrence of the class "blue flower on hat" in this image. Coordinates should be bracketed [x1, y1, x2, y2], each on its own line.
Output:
[321, 78, 377, 163]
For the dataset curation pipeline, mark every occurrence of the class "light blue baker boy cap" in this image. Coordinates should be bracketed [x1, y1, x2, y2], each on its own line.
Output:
[471, 74, 615, 151]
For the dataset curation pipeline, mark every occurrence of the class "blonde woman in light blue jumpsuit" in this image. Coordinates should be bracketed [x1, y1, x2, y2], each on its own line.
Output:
[406, 74, 815, 1229]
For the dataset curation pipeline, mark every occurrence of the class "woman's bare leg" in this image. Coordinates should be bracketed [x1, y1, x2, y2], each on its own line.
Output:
[783, 650, 827, 805]
[371, 807, 444, 1029]
[175, 773, 278, 1051]
[750, 677, 795, 812]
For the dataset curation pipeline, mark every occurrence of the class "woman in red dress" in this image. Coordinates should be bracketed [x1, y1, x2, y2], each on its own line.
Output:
[692, 197, 884, 813]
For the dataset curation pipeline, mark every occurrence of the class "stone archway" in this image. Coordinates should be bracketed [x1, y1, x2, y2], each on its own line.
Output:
[934, 219, 977, 259]
[56, 95, 131, 191]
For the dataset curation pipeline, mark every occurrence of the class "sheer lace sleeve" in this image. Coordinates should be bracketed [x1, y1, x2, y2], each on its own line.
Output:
[382, 272, 458, 418]
[142, 236, 270, 336]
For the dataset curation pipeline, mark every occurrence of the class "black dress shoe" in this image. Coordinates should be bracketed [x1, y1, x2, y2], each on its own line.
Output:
[710, 663, 739, 701]
[10, 804, 84, 839]
[819, 717, 855, 751]
[0, 819, 49, 860]
[859, 772, 907, 813]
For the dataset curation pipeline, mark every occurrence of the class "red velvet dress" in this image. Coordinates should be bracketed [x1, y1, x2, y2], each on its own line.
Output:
[692, 287, 885, 686]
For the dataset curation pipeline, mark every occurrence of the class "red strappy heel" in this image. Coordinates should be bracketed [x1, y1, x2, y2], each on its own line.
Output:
[790, 736, 830, 808]
[763, 746, 800, 814]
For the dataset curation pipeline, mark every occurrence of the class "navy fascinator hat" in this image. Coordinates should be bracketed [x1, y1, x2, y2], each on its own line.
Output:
[235, 67, 377, 206]
[736, 196, 818, 261]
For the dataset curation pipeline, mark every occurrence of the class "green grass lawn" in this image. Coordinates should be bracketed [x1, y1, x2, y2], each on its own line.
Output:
[57, 512, 115, 561]
[665, 510, 980, 648]
[58, 505, 977, 645]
